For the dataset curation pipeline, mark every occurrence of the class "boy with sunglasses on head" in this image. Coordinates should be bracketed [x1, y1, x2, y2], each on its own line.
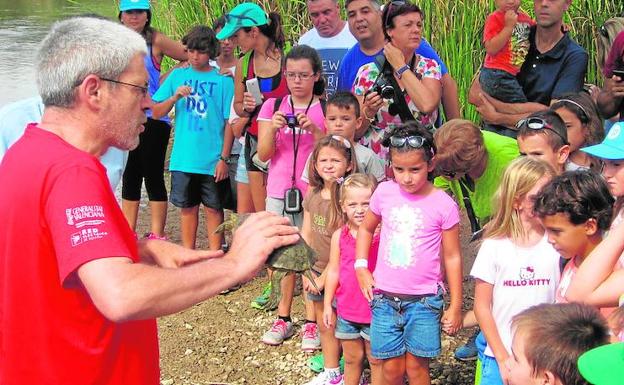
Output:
[152, 25, 235, 250]
[516, 110, 570, 175]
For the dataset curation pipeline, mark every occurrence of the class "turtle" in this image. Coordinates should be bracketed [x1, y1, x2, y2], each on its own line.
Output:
[215, 213, 319, 310]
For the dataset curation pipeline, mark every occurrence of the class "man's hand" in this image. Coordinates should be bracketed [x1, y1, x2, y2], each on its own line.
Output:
[605, 75, 624, 98]
[224, 212, 300, 282]
[138, 239, 224, 268]
[476, 93, 501, 124]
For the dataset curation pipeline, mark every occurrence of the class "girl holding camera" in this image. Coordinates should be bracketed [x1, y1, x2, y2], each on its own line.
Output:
[353, 1, 442, 163]
[256, 44, 327, 346]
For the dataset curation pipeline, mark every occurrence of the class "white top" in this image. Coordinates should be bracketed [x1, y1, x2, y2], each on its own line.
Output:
[300, 142, 386, 183]
[470, 235, 561, 357]
[298, 23, 357, 95]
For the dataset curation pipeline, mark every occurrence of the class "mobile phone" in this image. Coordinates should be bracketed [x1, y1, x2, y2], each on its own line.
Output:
[613, 69, 624, 79]
[245, 78, 263, 106]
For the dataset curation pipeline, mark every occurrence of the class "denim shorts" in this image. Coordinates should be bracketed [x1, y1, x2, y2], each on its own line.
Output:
[479, 68, 527, 104]
[235, 149, 249, 184]
[335, 315, 371, 341]
[170, 171, 230, 210]
[370, 290, 444, 359]
[480, 354, 503, 385]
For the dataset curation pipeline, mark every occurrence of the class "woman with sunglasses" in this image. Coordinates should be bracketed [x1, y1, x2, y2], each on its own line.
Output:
[217, 2, 289, 215]
[551, 92, 605, 171]
[255, 45, 327, 347]
[352, 1, 442, 162]
[118, 0, 187, 240]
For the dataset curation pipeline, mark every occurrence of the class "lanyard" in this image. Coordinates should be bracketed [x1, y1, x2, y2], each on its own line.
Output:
[290, 95, 315, 187]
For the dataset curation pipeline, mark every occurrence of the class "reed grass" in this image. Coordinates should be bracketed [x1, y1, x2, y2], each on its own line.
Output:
[152, 0, 622, 122]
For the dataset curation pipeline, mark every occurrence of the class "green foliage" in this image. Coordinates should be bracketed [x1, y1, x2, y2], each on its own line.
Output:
[152, 0, 622, 122]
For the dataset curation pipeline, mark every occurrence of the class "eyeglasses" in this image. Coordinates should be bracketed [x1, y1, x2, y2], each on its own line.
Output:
[101, 78, 148, 97]
[440, 168, 468, 179]
[331, 135, 351, 148]
[516, 117, 569, 145]
[384, 0, 406, 27]
[285, 72, 316, 81]
[225, 13, 258, 25]
[389, 135, 427, 149]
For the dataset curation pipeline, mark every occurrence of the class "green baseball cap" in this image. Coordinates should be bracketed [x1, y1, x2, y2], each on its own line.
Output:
[581, 122, 624, 160]
[578, 342, 624, 385]
[216, 2, 268, 40]
[119, 0, 150, 11]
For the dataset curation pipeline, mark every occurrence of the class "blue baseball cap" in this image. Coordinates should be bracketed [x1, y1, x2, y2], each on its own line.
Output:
[581, 122, 624, 160]
[119, 0, 150, 12]
[216, 2, 268, 40]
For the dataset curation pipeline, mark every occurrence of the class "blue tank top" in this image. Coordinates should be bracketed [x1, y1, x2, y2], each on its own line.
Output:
[144, 44, 169, 122]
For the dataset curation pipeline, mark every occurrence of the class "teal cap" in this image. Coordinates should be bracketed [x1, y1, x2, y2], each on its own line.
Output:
[578, 342, 624, 385]
[119, 0, 150, 12]
[216, 2, 268, 40]
[581, 122, 624, 160]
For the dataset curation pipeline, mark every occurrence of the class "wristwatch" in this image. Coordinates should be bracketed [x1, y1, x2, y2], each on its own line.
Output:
[395, 64, 411, 79]
[219, 155, 228, 162]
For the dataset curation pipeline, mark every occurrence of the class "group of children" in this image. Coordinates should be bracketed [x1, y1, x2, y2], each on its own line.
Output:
[142, 5, 624, 385]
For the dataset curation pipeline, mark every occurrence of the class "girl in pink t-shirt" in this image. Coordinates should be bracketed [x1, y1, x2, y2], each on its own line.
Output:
[301, 135, 356, 385]
[355, 122, 463, 385]
[323, 173, 382, 385]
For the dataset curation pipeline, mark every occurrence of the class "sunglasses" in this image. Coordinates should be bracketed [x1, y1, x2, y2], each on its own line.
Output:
[440, 168, 469, 179]
[389, 135, 427, 149]
[384, 0, 406, 28]
[225, 13, 258, 25]
[331, 135, 351, 148]
[516, 117, 569, 145]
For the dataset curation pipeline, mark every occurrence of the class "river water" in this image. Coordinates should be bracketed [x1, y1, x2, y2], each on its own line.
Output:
[0, 0, 115, 107]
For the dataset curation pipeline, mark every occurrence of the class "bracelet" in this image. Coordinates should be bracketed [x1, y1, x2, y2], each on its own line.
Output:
[354, 259, 369, 269]
[219, 155, 228, 162]
[363, 107, 375, 123]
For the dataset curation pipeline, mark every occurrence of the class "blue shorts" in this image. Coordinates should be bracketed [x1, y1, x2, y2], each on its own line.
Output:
[170, 171, 230, 210]
[370, 291, 444, 359]
[235, 145, 249, 184]
[335, 315, 371, 341]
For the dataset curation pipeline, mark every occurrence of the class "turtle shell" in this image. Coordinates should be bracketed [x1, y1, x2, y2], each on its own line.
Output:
[266, 237, 317, 272]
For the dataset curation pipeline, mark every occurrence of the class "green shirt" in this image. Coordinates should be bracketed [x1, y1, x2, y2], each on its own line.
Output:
[434, 131, 519, 223]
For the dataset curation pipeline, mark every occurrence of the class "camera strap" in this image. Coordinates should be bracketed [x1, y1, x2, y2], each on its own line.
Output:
[289, 95, 314, 188]
[387, 55, 418, 123]
[458, 177, 481, 234]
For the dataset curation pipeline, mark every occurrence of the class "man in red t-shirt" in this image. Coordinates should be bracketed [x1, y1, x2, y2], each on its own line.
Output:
[0, 16, 299, 385]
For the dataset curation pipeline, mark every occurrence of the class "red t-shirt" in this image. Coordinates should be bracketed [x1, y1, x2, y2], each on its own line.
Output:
[0, 125, 159, 384]
[483, 10, 535, 75]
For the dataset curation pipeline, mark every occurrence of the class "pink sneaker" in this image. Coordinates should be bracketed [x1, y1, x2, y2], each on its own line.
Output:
[261, 319, 294, 345]
[301, 322, 321, 352]
[145, 232, 167, 240]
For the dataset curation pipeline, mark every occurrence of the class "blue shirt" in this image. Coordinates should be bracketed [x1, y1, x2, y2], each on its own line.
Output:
[337, 38, 448, 92]
[0, 96, 127, 189]
[517, 27, 588, 105]
[153, 67, 233, 175]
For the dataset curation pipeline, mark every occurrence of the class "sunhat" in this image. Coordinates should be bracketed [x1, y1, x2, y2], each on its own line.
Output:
[216, 2, 268, 40]
[577, 342, 624, 385]
[119, 0, 150, 12]
[581, 121, 624, 160]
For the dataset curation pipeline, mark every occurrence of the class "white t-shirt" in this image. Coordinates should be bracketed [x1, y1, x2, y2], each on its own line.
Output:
[298, 23, 357, 96]
[470, 235, 561, 357]
[300, 142, 386, 183]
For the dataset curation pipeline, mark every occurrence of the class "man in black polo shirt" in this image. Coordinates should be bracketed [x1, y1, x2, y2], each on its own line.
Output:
[469, 0, 588, 138]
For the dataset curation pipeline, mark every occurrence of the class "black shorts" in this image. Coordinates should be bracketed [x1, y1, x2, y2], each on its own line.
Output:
[169, 171, 231, 210]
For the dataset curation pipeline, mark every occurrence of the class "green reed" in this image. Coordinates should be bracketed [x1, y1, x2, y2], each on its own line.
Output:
[152, 0, 621, 122]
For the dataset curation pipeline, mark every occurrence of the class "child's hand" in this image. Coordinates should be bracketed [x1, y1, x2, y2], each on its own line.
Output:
[355, 268, 375, 302]
[271, 110, 287, 131]
[504, 10, 518, 29]
[322, 303, 335, 329]
[499, 356, 512, 385]
[296, 112, 321, 136]
[173, 85, 192, 101]
[242, 92, 258, 114]
[441, 305, 462, 335]
[214, 157, 229, 182]
[302, 274, 321, 294]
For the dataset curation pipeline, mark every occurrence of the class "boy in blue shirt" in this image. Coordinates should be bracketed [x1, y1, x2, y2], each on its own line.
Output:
[152, 26, 234, 250]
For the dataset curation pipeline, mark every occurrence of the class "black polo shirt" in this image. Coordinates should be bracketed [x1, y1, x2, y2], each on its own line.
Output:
[517, 26, 588, 106]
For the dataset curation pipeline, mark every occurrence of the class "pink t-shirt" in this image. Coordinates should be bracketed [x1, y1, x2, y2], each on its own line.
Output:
[257, 96, 326, 198]
[336, 225, 379, 324]
[369, 180, 460, 295]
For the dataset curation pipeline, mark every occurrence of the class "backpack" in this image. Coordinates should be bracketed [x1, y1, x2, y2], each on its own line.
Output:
[272, 96, 327, 116]
[598, 17, 624, 70]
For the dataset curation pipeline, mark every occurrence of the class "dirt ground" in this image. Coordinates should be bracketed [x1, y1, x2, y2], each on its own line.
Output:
[133, 175, 480, 385]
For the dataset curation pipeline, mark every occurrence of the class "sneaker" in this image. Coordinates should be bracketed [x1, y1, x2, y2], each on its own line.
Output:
[144, 232, 166, 240]
[454, 330, 479, 361]
[303, 371, 344, 385]
[261, 319, 294, 345]
[301, 323, 321, 352]
[251, 282, 273, 310]
[308, 354, 345, 373]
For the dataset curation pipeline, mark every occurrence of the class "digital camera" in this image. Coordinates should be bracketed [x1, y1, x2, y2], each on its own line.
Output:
[285, 113, 298, 129]
[284, 187, 303, 214]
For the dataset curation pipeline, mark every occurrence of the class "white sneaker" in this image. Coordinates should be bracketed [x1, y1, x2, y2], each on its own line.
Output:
[261, 319, 294, 345]
[303, 371, 344, 385]
[301, 322, 321, 352]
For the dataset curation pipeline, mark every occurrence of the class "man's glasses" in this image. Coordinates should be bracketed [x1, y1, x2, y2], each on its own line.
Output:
[389, 135, 427, 149]
[101, 78, 148, 97]
[225, 13, 258, 25]
[516, 117, 569, 145]
[285, 72, 316, 81]
[384, 0, 406, 27]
